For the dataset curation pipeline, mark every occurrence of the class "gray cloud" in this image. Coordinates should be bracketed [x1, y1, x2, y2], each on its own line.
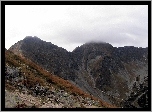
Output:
[5, 5, 148, 51]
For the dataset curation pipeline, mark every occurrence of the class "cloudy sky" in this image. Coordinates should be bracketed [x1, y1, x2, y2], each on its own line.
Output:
[5, 5, 148, 51]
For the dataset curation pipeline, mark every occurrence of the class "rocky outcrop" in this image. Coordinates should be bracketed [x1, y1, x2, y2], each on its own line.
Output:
[9, 36, 76, 81]
[121, 75, 148, 108]
[9, 37, 148, 108]
[5, 49, 115, 108]
[72, 44, 148, 107]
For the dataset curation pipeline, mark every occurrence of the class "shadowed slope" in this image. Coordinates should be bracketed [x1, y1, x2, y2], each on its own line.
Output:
[8, 36, 148, 108]
[5, 49, 117, 108]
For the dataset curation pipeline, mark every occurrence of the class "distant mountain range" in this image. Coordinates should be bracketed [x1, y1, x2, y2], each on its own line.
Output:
[6, 36, 148, 108]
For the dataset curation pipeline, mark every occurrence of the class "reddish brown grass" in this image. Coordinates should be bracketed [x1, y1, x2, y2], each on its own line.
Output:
[5, 50, 117, 108]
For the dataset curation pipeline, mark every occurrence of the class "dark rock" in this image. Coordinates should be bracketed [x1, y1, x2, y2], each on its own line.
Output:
[8, 37, 148, 108]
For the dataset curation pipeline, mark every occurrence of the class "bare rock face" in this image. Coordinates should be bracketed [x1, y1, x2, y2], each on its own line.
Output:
[73, 44, 148, 107]
[9, 37, 148, 108]
[9, 36, 77, 81]
[5, 49, 108, 108]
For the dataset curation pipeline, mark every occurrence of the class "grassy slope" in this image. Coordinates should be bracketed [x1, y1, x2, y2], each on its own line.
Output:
[5, 50, 117, 108]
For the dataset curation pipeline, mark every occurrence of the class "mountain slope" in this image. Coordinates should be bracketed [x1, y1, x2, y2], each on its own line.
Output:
[5, 49, 116, 108]
[9, 36, 76, 81]
[72, 44, 148, 107]
[9, 36, 148, 108]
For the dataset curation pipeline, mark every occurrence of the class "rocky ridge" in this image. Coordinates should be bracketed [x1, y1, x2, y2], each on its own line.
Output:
[5, 49, 116, 108]
[9, 36, 148, 108]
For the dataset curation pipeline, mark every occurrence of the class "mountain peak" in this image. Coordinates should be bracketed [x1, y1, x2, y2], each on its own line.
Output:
[23, 36, 42, 42]
[84, 41, 113, 48]
[73, 41, 113, 55]
[24, 36, 40, 39]
[85, 40, 107, 44]
[8, 36, 148, 108]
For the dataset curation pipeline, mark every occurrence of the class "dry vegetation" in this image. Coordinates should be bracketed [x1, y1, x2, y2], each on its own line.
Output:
[5, 49, 117, 108]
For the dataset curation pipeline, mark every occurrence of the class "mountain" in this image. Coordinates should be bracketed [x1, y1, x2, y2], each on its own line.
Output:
[72, 43, 148, 107]
[9, 36, 148, 108]
[9, 36, 76, 81]
[5, 49, 116, 108]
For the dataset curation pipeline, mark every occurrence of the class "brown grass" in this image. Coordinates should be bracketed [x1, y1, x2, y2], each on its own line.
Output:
[5, 49, 117, 108]
[5, 83, 16, 92]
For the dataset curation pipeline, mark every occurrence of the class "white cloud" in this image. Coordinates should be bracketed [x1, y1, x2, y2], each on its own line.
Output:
[5, 5, 148, 51]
